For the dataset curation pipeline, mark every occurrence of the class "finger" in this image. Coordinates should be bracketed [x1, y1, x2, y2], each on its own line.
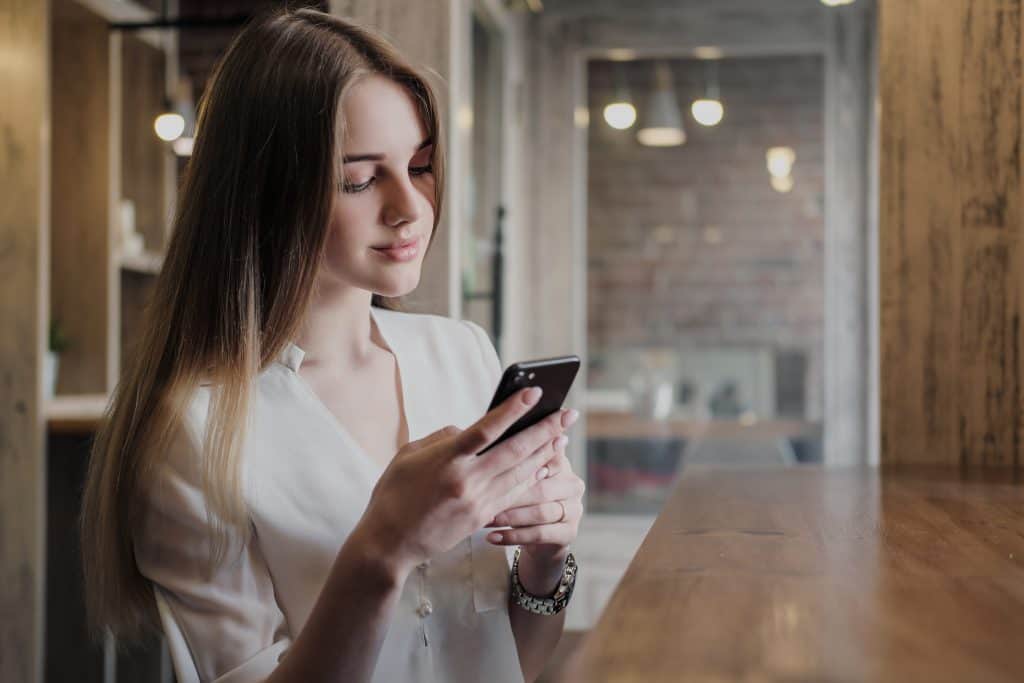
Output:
[453, 386, 544, 457]
[500, 473, 584, 511]
[472, 409, 569, 482]
[406, 424, 460, 452]
[487, 433, 569, 504]
[479, 435, 566, 525]
[487, 522, 575, 546]
[491, 500, 569, 528]
[539, 450, 571, 480]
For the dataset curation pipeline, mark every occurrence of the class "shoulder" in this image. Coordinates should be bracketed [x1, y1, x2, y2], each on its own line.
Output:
[375, 306, 486, 352]
[375, 306, 502, 386]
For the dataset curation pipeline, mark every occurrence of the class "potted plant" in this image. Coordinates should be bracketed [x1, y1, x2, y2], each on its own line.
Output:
[46, 319, 70, 399]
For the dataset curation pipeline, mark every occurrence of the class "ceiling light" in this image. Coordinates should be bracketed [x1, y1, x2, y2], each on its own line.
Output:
[691, 60, 724, 127]
[637, 127, 686, 146]
[766, 146, 796, 178]
[154, 112, 185, 141]
[771, 174, 794, 193]
[820, 0, 855, 6]
[604, 62, 636, 130]
[691, 99, 724, 126]
[637, 61, 685, 147]
[604, 102, 637, 129]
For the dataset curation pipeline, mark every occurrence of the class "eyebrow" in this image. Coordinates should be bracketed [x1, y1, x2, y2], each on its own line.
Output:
[342, 138, 433, 164]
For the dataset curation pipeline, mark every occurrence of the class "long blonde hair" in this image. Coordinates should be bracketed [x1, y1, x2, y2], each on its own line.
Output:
[80, 7, 446, 640]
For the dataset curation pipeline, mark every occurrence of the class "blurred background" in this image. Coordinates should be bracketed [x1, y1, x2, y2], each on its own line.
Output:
[2, 0, 877, 680]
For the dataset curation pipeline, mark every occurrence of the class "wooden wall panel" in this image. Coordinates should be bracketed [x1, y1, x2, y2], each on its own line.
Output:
[880, 0, 1023, 467]
[0, 1, 48, 681]
[121, 34, 168, 253]
[50, 0, 111, 395]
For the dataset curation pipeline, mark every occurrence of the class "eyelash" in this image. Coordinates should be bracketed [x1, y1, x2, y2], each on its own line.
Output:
[341, 164, 434, 194]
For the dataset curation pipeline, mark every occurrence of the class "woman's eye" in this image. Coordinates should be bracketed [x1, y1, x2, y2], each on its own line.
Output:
[342, 177, 375, 194]
[340, 164, 431, 193]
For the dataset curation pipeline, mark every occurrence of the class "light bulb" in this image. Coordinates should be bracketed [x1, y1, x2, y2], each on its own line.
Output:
[766, 147, 796, 178]
[637, 127, 686, 147]
[820, 0, 855, 6]
[691, 99, 724, 126]
[154, 113, 185, 141]
[603, 102, 637, 129]
[771, 174, 794, 193]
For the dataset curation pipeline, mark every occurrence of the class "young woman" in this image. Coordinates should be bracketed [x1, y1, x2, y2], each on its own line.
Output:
[80, 8, 584, 683]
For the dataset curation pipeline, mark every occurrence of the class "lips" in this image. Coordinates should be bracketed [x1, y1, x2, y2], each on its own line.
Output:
[373, 237, 419, 250]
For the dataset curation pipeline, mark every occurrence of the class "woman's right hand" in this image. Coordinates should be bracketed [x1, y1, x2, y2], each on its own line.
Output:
[358, 386, 578, 578]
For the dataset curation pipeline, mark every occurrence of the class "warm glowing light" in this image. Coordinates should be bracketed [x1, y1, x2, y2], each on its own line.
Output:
[693, 46, 724, 60]
[637, 62, 686, 147]
[691, 99, 724, 126]
[172, 136, 194, 157]
[154, 113, 185, 141]
[607, 48, 637, 62]
[457, 105, 474, 130]
[703, 226, 723, 244]
[771, 174, 794, 193]
[637, 127, 686, 147]
[574, 106, 590, 128]
[820, 0, 855, 6]
[766, 146, 796, 178]
[603, 102, 637, 129]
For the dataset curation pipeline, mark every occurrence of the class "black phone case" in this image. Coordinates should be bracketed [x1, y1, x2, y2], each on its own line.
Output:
[477, 355, 581, 455]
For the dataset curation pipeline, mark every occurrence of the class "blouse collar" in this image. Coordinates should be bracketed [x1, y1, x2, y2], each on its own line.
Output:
[275, 305, 390, 373]
[276, 342, 306, 372]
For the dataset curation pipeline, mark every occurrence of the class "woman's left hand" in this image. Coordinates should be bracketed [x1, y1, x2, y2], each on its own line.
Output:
[484, 444, 585, 586]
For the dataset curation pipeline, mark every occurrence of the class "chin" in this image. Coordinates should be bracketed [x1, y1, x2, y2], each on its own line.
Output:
[373, 270, 422, 299]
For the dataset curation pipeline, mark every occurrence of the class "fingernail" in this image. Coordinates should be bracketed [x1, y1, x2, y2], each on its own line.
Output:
[536, 466, 549, 481]
[555, 435, 569, 449]
[562, 409, 580, 428]
[523, 387, 543, 405]
[487, 532, 503, 543]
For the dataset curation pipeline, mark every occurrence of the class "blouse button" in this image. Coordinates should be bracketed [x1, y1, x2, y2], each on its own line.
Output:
[417, 560, 430, 571]
[416, 600, 433, 618]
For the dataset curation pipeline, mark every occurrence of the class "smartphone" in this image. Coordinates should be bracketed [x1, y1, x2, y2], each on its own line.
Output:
[476, 355, 581, 455]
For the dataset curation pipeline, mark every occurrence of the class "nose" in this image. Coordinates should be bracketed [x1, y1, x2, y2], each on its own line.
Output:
[382, 175, 424, 228]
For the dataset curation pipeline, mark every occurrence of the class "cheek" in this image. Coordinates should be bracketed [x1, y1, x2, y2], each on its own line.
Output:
[416, 178, 437, 213]
[326, 197, 375, 249]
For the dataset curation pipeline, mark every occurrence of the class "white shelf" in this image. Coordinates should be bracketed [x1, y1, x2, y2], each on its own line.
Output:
[45, 393, 109, 431]
[119, 249, 163, 275]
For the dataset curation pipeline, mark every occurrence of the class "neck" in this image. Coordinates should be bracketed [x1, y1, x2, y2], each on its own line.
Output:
[293, 281, 381, 372]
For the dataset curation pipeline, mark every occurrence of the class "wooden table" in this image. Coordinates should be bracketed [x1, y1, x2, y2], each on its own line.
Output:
[585, 410, 822, 442]
[560, 465, 1024, 682]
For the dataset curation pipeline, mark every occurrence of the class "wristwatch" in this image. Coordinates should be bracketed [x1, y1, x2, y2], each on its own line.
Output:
[510, 546, 577, 615]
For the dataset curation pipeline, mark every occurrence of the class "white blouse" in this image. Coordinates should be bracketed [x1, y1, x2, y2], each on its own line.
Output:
[134, 305, 524, 683]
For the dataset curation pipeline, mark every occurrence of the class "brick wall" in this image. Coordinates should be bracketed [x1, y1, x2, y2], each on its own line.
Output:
[586, 55, 825, 420]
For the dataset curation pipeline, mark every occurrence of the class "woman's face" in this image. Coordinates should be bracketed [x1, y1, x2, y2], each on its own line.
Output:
[322, 74, 436, 299]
